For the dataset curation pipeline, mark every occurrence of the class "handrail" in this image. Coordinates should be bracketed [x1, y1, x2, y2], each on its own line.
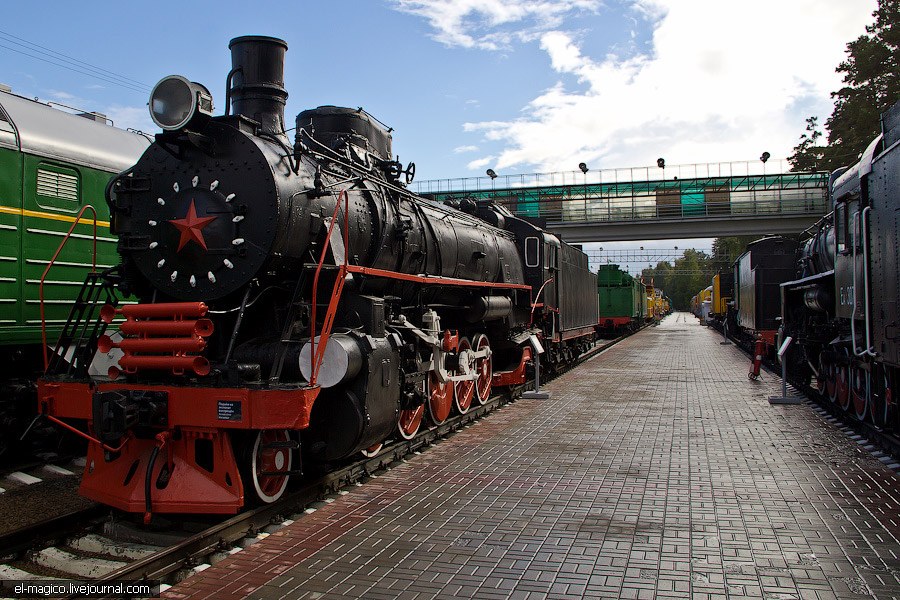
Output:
[43, 414, 130, 453]
[308, 190, 350, 386]
[851, 210, 862, 357]
[529, 277, 555, 327]
[861, 206, 875, 356]
[39, 204, 99, 371]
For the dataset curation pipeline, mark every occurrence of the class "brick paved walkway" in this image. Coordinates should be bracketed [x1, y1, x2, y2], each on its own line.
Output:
[164, 313, 900, 599]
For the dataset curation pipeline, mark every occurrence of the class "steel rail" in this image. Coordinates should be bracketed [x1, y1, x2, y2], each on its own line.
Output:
[88, 329, 637, 589]
[0, 504, 106, 557]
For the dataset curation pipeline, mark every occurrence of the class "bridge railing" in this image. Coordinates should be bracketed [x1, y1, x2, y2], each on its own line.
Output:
[413, 159, 799, 195]
[418, 172, 829, 224]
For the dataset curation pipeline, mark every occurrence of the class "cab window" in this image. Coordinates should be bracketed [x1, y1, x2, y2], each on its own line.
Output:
[835, 201, 848, 254]
[525, 236, 540, 268]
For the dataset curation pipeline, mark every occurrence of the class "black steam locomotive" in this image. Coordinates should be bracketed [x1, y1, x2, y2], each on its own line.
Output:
[781, 99, 900, 428]
[37, 36, 599, 515]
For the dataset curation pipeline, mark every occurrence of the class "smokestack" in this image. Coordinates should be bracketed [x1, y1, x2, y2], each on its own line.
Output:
[227, 36, 288, 138]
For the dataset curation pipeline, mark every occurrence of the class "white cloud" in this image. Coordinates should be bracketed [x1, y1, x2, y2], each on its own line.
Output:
[391, 0, 601, 50]
[454, 144, 480, 153]
[467, 155, 495, 169]
[410, 0, 877, 173]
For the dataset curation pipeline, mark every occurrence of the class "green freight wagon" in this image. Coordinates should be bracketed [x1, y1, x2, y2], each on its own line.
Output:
[597, 264, 645, 335]
[0, 88, 149, 448]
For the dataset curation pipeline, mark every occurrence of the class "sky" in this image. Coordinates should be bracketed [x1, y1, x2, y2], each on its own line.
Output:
[0, 0, 877, 272]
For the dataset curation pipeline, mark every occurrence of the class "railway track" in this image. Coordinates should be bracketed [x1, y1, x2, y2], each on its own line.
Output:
[0, 330, 635, 594]
[787, 374, 900, 464]
[716, 322, 900, 465]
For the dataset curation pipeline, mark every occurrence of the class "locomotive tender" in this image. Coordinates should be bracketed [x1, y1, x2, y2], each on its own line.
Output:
[37, 36, 599, 515]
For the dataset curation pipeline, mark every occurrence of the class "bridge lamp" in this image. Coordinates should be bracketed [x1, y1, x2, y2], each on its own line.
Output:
[656, 157, 665, 169]
[578, 162, 589, 174]
[760, 151, 770, 176]
[486, 168, 497, 200]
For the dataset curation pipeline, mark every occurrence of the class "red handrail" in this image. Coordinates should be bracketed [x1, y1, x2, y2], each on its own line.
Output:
[43, 414, 131, 453]
[309, 190, 350, 386]
[40, 204, 99, 371]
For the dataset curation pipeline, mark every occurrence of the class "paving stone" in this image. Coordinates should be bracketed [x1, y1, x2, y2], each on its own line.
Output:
[163, 313, 900, 599]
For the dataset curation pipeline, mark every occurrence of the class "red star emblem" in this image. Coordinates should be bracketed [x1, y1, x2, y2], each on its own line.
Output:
[168, 200, 217, 251]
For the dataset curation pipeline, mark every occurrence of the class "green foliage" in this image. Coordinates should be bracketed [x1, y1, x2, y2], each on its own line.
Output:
[788, 117, 826, 171]
[789, 0, 900, 172]
[642, 236, 761, 310]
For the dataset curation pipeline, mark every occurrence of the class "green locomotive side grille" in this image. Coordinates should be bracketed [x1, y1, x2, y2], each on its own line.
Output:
[36, 168, 78, 202]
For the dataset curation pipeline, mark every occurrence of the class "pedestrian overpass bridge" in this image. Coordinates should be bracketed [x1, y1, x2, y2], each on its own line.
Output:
[413, 162, 829, 242]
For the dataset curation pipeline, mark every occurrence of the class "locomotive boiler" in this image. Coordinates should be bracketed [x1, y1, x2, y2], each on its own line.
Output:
[36, 36, 598, 515]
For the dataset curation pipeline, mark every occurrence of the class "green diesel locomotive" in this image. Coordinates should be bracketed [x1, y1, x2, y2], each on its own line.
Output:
[0, 87, 148, 453]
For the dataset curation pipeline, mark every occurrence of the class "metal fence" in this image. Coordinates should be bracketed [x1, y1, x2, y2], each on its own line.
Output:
[416, 168, 829, 224]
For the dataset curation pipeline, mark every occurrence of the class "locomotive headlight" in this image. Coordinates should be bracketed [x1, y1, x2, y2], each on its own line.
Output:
[149, 75, 214, 131]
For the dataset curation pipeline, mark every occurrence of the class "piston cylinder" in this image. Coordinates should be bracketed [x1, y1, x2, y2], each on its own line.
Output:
[803, 286, 832, 313]
[466, 296, 513, 322]
[299, 334, 364, 388]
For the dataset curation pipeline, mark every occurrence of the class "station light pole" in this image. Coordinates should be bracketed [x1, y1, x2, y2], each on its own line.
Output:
[579, 162, 589, 220]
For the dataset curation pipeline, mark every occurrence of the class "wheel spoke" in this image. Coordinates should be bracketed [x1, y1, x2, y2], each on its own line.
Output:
[398, 401, 424, 440]
[473, 333, 492, 405]
[825, 359, 837, 401]
[454, 337, 475, 414]
[249, 429, 292, 504]
[361, 442, 383, 458]
[851, 364, 869, 421]
[837, 351, 850, 411]
[428, 371, 453, 424]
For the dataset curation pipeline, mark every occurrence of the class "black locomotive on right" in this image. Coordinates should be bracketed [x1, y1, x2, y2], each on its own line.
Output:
[781, 99, 900, 427]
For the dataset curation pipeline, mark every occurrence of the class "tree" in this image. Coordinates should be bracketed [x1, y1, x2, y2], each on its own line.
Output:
[788, 117, 825, 172]
[641, 249, 713, 310]
[711, 235, 758, 269]
[789, 0, 900, 172]
[642, 238, 764, 310]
